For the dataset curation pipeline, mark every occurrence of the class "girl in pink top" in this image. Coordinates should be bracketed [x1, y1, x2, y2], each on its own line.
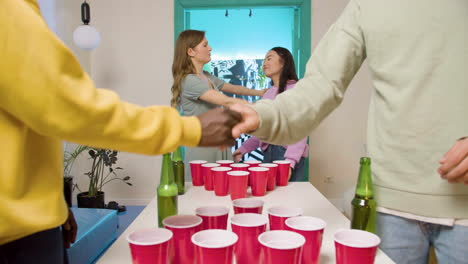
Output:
[232, 47, 309, 181]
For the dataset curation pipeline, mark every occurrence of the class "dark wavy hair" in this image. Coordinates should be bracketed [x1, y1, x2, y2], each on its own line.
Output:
[269, 47, 298, 94]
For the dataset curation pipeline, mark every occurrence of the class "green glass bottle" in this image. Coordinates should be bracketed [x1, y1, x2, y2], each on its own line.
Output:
[351, 157, 377, 234]
[172, 147, 185, 195]
[157, 153, 178, 227]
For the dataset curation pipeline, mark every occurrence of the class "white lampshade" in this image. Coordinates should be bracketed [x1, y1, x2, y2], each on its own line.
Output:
[73, 25, 100, 50]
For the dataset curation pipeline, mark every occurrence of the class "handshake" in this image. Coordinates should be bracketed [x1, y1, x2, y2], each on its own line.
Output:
[200, 106, 468, 185]
[195, 105, 258, 148]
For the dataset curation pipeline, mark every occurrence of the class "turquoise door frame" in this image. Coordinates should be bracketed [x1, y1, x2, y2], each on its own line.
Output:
[174, 0, 311, 181]
[174, 0, 311, 78]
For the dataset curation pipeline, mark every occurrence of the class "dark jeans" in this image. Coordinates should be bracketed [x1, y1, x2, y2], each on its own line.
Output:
[0, 227, 69, 264]
[263, 145, 307, 182]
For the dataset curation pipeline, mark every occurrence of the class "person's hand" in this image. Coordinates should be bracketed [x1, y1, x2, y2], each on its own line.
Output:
[197, 108, 241, 148]
[232, 149, 243, 163]
[62, 208, 77, 249]
[230, 104, 260, 138]
[288, 167, 292, 181]
[438, 137, 468, 184]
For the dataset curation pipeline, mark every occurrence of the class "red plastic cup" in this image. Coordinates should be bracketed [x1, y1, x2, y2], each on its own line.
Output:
[248, 167, 269, 196]
[273, 160, 291, 186]
[230, 163, 250, 172]
[162, 215, 203, 264]
[191, 229, 238, 264]
[231, 213, 268, 264]
[201, 163, 220, 191]
[244, 160, 261, 186]
[258, 230, 306, 264]
[190, 160, 207, 186]
[244, 160, 261, 167]
[334, 229, 381, 264]
[268, 206, 303, 230]
[127, 228, 173, 264]
[216, 160, 234, 167]
[232, 198, 264, 214]
[285, 216, 326, 264]
[212, 167, 232, 196]
[195, 206, 230, 230]
[228, 171, 249, 200]
[259, 163, 278, 191]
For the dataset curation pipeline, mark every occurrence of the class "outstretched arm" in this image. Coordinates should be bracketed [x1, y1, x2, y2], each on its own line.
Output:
[221, 83, 267, 97]
[232, 0, 366, 145]
[199, 90, 248, 107]
[0, 0, 202, 155]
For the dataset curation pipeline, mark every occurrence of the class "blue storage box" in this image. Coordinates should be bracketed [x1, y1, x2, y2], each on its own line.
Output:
[67, 208, 118, 264]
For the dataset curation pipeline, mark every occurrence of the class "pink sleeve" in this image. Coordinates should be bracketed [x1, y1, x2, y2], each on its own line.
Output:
[280, 82, 308, 168]
[284, 137, 309, 168]
[238, 136, 261, 154]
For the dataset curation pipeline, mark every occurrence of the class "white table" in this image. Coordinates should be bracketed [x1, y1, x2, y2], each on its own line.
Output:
[98, 182, 394, 263]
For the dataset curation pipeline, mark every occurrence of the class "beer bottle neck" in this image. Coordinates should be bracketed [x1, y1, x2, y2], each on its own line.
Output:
[355, 157, 374, 198]
[160, 153, 175, 185]
[172, 147, 183, 162]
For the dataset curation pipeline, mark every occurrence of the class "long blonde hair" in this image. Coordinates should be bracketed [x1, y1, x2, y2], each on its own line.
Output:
[171, 30, 205, 108]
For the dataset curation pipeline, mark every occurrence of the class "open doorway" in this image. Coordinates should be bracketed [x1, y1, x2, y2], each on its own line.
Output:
[174, 0, 311, 178]
[175, 0, 311, 77]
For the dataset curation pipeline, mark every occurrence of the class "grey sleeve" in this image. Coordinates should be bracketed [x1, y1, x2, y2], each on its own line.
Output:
[181, 76, 211, 100]
[207, 73, 225, 91]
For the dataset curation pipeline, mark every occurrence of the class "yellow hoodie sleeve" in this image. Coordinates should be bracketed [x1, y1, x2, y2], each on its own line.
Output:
[0, 0, 201, 154]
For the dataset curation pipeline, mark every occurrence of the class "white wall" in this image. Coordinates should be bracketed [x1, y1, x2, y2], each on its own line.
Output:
[51, 0, 372, 206]
[309, 0, 372, 207]
[46, 0, 91, 72]
[83, 0, 174, 205]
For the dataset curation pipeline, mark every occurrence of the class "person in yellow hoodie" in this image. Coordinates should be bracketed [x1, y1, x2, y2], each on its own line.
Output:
[0, 0, 240, 263]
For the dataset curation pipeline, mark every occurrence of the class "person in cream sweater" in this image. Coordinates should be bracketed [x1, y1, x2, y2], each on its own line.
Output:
[231, 0, 468, 263]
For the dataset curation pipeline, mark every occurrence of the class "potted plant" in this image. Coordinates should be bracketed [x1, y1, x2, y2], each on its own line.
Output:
[63, 143, 89, 207]
[77, 148, 132, 208]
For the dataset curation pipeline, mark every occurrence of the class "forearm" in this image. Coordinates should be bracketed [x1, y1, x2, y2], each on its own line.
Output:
[239, 136, 261, 154]
[0, 0, 201, 155]
[199, 89, 248, 107]
[221, 83, 262, 96]
[224, 97, 249, 107]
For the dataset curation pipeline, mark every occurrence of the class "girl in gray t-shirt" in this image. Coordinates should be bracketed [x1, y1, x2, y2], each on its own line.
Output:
[171, 30, 266, 179]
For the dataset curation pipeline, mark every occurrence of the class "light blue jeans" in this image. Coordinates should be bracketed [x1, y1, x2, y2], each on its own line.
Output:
[377, 212, 468, 264]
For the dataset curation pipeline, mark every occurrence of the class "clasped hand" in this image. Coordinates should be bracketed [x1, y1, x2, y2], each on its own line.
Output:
[196, 104, 261, 149]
